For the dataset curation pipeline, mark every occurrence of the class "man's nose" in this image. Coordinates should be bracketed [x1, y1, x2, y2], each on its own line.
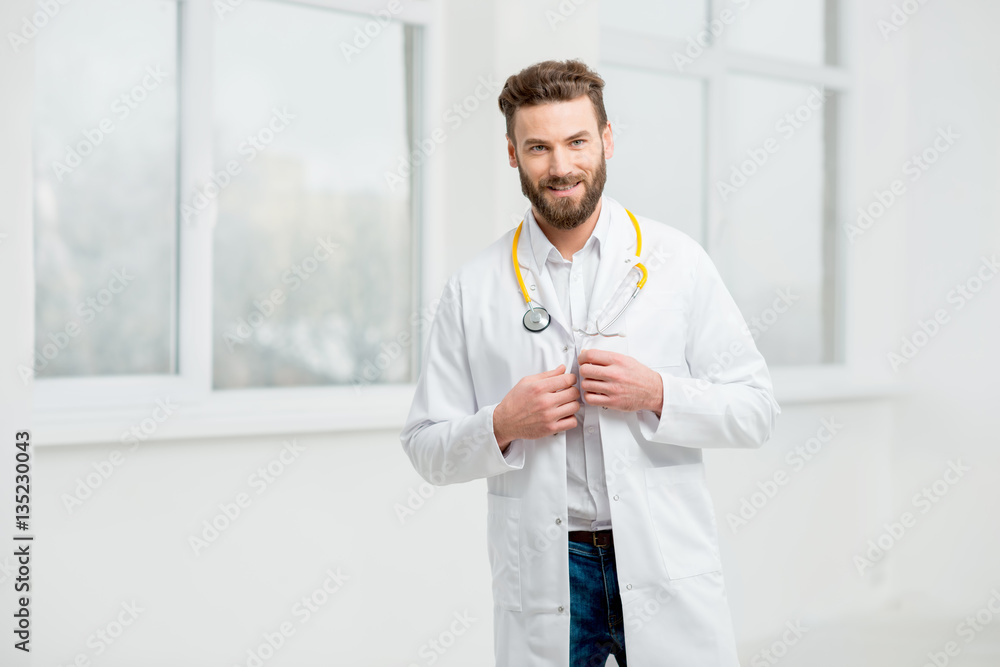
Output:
[548, 146, 574, 179]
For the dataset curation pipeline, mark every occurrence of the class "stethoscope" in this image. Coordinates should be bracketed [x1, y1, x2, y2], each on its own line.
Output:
[512, 207, 647, 334]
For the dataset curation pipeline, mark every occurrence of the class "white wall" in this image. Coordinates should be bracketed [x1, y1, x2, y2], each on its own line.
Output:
[888, 0, 1000, 616]
[1, 1, 36, 666]
[10, 0, 1000, 665]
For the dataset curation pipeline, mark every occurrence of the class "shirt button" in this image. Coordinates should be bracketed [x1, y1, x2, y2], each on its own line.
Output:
[587, 426, 595, 434]
[626, 583, 632, 590]
[563, 345, 569, 352]
[558, 605, 565, 613]
[613, 494, 620, 501]
[555, 517, 562, 525]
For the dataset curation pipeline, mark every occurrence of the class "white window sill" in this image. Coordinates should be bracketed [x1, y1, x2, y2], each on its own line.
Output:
[771, 365, 906, 405]
[30, 366, 904, 447]
[31, 383, 416, 446]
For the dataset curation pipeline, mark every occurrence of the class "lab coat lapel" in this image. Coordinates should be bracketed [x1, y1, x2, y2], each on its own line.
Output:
[587, 200, 639, 333]
[516, 218, 571, 337]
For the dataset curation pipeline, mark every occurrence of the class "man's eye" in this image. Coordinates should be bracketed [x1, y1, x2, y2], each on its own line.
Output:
[571, 139, 585, 146]
[529, 145, 546, 152]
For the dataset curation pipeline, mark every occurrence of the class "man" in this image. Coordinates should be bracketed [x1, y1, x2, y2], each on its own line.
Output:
[400, 59, 780, 667]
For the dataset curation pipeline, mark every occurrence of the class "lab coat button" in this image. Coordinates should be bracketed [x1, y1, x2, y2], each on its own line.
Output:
[626, 583, 632, 590]
[555, 517, 562, 525]
[613, 494, 620, 501]
[563, 345, 569, 352]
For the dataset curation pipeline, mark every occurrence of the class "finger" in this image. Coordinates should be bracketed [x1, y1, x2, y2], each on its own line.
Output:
[583, 385, 616, 403]
[580, 378, 612, 395]
[579, 361, 613, 382]
[541, 371, 577, 393]
[583, 390, 612, 406]
[552, 397, 581, 420]
[552, 374, 579, 392]
[535, 364, 565, 379]
[552, 385, 581, 406]
[578, 348, 615, 367]
[531, 365, 568, 390]
[551, 414, 578, 433]
[583, 373, 619, 397]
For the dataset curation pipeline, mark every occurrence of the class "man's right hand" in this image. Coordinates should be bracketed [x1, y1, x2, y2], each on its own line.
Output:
[493, 364, 581, 452]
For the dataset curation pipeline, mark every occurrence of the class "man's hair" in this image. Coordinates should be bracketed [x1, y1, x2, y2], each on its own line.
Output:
[497, 59, 608, 146]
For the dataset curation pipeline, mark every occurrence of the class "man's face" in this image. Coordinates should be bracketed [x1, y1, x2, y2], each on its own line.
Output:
[507, 95, 614, 230]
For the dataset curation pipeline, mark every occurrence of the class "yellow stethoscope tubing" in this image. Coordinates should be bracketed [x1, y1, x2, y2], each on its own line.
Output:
[512, 222, 532, 306]
[512, 208, 647, 308]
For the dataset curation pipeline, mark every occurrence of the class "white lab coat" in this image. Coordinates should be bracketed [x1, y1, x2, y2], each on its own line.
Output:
[400, 195, 780, 666]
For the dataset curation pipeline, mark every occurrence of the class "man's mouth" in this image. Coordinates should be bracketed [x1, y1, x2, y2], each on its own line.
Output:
[546, 181, 581, 197]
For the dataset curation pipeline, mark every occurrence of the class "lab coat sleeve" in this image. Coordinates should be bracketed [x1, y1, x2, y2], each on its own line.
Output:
[400, 276, 526, 485]
[637, 244, 781, 448]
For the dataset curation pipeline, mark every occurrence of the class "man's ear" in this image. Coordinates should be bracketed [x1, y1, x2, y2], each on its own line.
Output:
[602, 121, 614, 160]
[507, 134, 518, 168]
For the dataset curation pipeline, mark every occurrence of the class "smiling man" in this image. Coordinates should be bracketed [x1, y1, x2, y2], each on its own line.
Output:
[401, 59, 780, 667]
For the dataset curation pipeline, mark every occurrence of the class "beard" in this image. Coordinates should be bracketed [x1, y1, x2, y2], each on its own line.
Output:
[518, 153, 607, 230]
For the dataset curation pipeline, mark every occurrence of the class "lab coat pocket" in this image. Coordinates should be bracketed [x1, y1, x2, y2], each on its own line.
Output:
[486, 493, 522, 611]
[644, 465, 722, 580]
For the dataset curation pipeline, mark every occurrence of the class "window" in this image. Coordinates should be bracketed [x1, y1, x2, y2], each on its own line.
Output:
[210, 0, 416, 389]
[600, 0, 845, 366]
[33, 0, 178, 378]
[602, 65, 705, 243]
[32, 0, 429, 417]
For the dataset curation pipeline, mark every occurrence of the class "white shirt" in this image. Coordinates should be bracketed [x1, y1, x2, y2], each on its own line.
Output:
[524, 198, 613, 532]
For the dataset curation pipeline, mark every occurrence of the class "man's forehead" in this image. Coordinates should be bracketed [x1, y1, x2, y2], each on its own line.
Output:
[512, 96, 601, 143]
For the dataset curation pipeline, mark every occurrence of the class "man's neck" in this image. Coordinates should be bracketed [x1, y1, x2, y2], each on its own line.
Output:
[534, 199, 603, 260]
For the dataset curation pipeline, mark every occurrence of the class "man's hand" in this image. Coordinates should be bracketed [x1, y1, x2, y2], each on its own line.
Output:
[493, 364, 581, 452]
[577, 348, 663, 417]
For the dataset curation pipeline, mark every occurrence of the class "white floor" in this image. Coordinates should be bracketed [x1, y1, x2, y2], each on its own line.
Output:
[748, 614, 1000, 667]
[601, 611, 1000, 666]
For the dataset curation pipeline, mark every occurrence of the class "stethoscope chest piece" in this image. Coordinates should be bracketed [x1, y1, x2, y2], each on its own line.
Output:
[522, 306, 551, 332]
[512, 207, 645, 335]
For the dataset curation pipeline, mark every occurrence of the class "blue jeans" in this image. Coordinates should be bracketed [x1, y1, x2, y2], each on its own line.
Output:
[568, 539, 628, 666]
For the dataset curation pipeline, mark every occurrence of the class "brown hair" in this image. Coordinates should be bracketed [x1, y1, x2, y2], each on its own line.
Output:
[497, 59, 608, 146]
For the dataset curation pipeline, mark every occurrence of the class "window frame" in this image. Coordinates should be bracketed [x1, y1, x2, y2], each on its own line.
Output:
[33, 0, 434, 445]
[599, 0, 851, 371]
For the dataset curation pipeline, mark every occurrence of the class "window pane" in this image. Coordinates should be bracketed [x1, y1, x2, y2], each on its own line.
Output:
[714, 75, 832, 365]
[599, 0, 708, 41]
[32, 0, 177, 377]
[212, 0, 414, 390]
[600, 64, 705, 243]
[722, 0, 827, 65]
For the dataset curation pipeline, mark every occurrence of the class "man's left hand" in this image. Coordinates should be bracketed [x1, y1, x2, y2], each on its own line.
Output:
[577, 348, 663, 417]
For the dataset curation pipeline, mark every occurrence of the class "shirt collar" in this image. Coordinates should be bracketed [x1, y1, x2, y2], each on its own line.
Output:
[526, 195, 610, 270]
